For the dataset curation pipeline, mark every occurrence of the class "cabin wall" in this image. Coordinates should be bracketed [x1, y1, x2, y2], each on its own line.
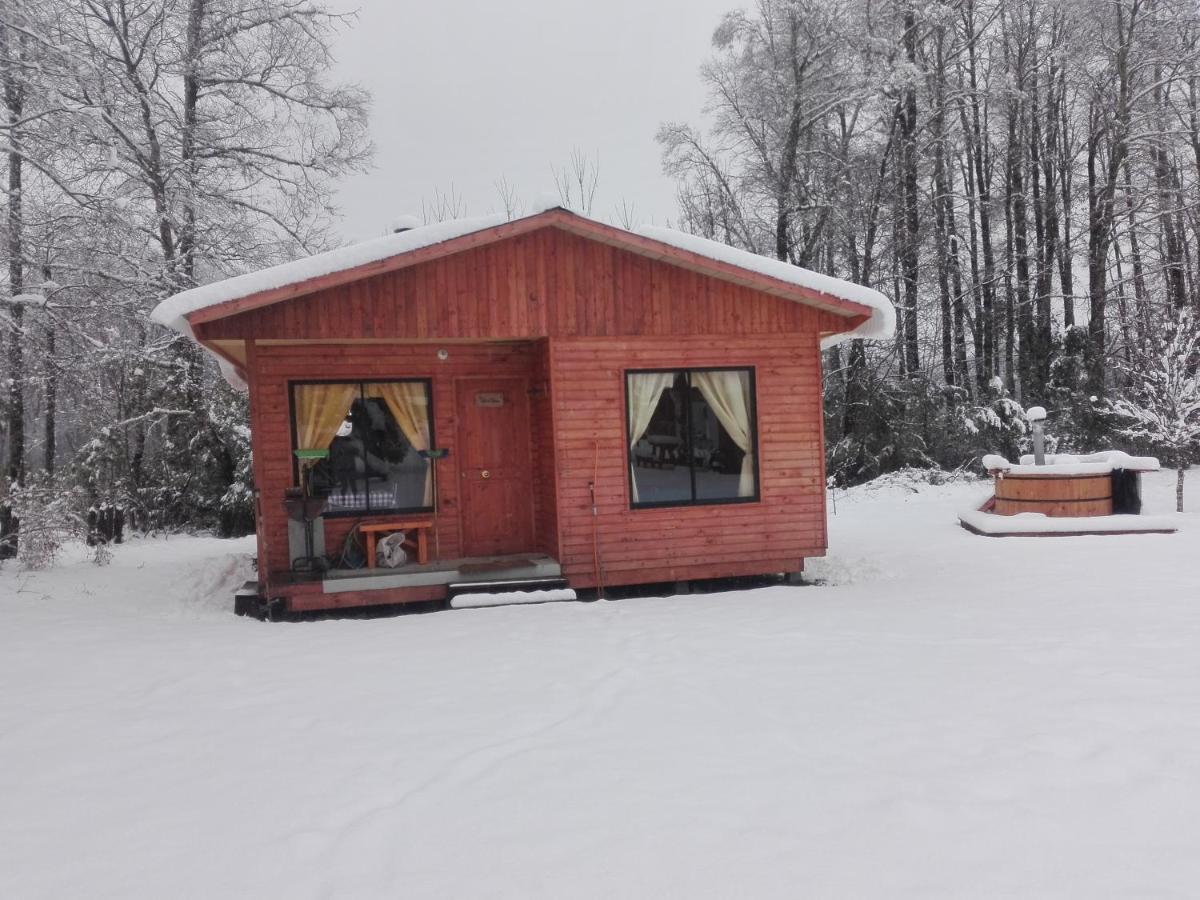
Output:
[531, 342, 560, 559]
[231, 224, 840, 603]
[548, 334, 828, 588]
[247, 341, 548, 582]
[198, 227, 847, 343]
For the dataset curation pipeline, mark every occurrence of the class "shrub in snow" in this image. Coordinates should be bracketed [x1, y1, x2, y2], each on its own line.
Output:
[1046, 326, 1111, 451]
[8, 476, 87, 570]
[823, 367, 1030, 486]
[1109, 312, 1200, 512]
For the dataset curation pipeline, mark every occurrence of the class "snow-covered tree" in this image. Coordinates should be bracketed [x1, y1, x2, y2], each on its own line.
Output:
[0, 0, 371, 552]
[1110, 313, 1200, 512]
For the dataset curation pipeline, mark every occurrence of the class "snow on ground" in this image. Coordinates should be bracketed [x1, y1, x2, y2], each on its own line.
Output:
[3, 472, 1200, 897]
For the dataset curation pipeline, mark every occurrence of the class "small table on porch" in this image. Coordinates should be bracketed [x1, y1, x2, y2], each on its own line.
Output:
[359, 519, 434, 569]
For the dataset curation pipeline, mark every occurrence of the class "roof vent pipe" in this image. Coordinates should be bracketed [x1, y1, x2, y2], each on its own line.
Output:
[389, 214, 422, 234]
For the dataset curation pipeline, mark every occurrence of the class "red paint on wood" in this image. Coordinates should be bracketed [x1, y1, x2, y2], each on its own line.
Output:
[228, 226, 836, 613]
[455, 376, 536, 556]
[187, 209, 873, 330]
[195, 228, 858, 344]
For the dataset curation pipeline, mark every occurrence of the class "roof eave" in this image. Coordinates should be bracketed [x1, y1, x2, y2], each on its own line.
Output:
[182, 208, 875, 330]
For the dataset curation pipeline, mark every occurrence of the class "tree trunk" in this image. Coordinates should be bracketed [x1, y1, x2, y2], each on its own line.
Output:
[899, 4, 921, 377]
[932, 57, 955, 386]
[1, 16, 25, 558]
[1007, 96, 1033, 400]
[1177, 464, 1185, 513]
[1029, 62, 1053, 397]
[1085, 1, 1137, 395]
[1057, 59, 1076, 328]
[42, 264, 54, 476]
[964, 1, 998, 382]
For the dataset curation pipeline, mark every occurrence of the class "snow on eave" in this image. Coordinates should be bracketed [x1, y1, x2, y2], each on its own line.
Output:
[150, 203, 895, 377]
[149, 212, 508, 334]
[632, 225, 896, 349]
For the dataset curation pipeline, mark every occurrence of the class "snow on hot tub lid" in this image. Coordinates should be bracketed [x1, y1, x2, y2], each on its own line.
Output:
[982, 451, 1160, 475]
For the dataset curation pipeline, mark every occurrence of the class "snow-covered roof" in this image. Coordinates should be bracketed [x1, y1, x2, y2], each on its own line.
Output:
[151, 205, 896, 379]
[631, 225, 894, 347]
[151, 213, 505, 334]
[982, 451, 1161, 476]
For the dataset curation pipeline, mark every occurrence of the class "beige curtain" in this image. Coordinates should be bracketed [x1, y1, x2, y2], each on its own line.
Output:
[294, 383, 358, 453]
[691, 370, 756, 498]
[367, 382, 433, 506]
[626, 372, 676, 503]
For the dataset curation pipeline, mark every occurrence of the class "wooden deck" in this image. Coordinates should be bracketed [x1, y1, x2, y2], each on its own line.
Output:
[959, 498, 1177, 538]
[267, 553, 562, 612]
[322, 553, 561, 593]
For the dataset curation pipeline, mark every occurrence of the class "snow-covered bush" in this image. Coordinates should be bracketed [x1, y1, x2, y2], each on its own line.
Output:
[7, 476, 87, 570]
[824, 365, 1031, 486]
[1109, 312, 1200, 512]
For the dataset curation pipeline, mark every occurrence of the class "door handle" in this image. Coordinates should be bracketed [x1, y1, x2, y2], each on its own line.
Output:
[481, 470, 491, 479]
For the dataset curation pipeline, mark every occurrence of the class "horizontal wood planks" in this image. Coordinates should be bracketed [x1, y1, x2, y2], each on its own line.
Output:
[283, 583, 445, 612]
[248, 341, 550, 597]
[248, 331, 830, 608]
[197, 227, 850, 344]
[993, 472, 1114, 517]
[547, 334, 827, 588]
[531, 344, 560, 559]
[232, 226, 841, 609]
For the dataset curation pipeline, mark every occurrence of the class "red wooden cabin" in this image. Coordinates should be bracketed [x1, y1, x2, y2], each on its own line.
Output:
[154, 206, 892, 613]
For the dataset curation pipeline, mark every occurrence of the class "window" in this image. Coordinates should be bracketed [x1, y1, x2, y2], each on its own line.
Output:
[626, 368, 758, 508]
[290, 380, 433, 516]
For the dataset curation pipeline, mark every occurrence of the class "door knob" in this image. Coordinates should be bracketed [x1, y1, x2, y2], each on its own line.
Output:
[481, 470, 491, 479]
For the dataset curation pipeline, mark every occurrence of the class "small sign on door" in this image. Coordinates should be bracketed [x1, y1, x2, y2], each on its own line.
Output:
[476, 392, 505, 407]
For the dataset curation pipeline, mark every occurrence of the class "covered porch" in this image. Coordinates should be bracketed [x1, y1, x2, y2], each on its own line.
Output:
[252, 337, 561, 612]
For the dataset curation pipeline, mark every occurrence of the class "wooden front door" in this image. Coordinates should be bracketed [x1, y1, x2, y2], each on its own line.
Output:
[456, 377, 536, 557]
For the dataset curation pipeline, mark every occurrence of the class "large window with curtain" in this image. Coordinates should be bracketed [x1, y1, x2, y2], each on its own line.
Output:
[625, 368, 758, 508]
[290, 380, 434, 516]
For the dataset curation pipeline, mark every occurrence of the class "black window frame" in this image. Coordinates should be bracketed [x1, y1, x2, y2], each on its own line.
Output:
[624, 366, 760, 510]
[288, 377, 436, 519]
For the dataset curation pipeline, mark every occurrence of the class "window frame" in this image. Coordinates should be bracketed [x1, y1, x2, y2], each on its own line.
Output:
[287, 377, 437, 519]
[624, 366, 760, 510]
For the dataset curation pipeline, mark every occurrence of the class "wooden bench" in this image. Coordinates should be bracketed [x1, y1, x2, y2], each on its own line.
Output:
[359, 519, 434, 568]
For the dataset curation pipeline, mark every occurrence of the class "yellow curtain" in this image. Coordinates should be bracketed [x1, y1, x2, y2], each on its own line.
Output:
[367, 382, 433, 506]
[294, 383, 358, 453]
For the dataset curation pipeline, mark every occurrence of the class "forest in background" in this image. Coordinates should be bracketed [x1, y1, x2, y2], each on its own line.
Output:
[3, 0, 1200, 566]
[661, 0, 1200, 489]
[0, 0, 369, 560]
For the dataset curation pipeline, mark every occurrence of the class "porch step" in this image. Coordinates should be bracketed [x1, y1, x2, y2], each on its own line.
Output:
[448, 577, 577, 609]
[446, 576, 569, 596]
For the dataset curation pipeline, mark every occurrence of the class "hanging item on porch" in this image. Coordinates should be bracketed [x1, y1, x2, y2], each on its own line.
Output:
[376, 532, 408, 568]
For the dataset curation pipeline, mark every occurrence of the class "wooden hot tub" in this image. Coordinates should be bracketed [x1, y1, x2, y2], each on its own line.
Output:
[992, 470, 1113, 517]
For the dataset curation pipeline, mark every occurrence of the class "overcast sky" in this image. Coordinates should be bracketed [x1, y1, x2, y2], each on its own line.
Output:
[327, 0, 737, 241]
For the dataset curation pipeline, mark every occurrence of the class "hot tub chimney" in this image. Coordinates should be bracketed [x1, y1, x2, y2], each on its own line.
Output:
[1026, 406, 1047, 465]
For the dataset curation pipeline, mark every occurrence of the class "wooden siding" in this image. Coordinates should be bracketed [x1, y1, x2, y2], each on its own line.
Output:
[196, 227, 850, 344]
[247, 341, 549, 585]
[547, 335, 827, 588]
[993, 472, 1114, 517]
[232, 224, 840, 608]
[531, 342, 560, 558]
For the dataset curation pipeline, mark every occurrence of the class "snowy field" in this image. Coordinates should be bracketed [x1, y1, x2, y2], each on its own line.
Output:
[3, 471, 1200, 898]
